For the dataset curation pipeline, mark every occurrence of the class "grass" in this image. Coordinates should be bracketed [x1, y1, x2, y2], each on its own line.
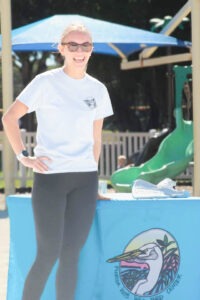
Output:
[0, 172, 33, 191]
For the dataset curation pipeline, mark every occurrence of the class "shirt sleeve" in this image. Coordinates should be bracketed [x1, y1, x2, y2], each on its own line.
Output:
[16, 74, 44, 113]
[95, 84, 113, 120]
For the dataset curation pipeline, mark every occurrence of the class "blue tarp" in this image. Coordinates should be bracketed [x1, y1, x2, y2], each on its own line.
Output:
[0, 15, 191, 56]
[6, 194, 200, 300]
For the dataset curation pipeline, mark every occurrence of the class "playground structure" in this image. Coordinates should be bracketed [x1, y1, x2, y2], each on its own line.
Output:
[111, 65, 193, 193]
[127, 127, 171, 167]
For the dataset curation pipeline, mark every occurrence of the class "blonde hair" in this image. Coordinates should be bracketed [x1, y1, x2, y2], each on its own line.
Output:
[60, 23, 92, 43]
[118, 155, 127, 160]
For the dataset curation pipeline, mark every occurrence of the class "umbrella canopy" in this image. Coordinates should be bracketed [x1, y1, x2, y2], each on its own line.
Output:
[0, 14, 191, 57]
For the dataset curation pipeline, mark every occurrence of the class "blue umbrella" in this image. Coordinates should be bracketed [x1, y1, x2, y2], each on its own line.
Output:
[0, 14, 191, 57]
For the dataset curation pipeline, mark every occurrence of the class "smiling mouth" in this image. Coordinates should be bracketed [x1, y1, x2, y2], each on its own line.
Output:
[73, 57, 85, 63]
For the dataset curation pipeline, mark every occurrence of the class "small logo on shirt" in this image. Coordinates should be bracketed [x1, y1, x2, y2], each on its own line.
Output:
[83, 98, 97, 109]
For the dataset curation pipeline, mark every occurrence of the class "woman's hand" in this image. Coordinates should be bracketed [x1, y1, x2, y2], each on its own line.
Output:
[20, 156, 51, 173]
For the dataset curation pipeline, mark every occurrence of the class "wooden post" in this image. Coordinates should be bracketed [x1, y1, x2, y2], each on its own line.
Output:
[0, 0, 15, 195]
[191, 0, 200, 196]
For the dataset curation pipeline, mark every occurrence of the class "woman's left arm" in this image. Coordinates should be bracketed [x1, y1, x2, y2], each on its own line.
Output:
[93, 119, 104, 163]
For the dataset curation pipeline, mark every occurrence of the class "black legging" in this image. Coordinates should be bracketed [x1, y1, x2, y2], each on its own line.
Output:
[22, 171, 98, 300]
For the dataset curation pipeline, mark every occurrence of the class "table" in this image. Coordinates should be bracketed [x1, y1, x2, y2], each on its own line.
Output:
[6, 194, 200, 300]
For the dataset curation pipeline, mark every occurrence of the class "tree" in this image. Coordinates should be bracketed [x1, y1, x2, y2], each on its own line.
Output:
[8, 0, 191, 131]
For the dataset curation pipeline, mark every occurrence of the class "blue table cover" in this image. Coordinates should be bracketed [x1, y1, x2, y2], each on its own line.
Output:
[6, 194, 200, 300]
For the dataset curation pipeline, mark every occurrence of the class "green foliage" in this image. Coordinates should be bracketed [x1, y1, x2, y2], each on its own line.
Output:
[11, 0, 190, 31]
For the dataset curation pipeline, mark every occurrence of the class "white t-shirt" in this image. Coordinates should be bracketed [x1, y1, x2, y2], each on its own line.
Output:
[17, 67, 113, 173]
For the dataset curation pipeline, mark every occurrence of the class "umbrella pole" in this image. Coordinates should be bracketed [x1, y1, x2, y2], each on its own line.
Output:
[0, 0, 15, 195]
[191, 0, 200, 196]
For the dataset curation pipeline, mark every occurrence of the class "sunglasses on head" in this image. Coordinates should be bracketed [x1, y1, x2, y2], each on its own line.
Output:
[61, 41, 93, 52]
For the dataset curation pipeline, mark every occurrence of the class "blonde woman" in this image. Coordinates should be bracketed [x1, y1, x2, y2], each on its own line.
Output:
[2, 23, 113, 300]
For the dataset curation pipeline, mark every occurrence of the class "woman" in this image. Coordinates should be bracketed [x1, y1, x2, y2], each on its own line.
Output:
[2, 23, 113, 300]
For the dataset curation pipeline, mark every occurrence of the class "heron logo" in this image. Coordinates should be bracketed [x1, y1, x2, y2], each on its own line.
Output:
[107, 228, 180, 298]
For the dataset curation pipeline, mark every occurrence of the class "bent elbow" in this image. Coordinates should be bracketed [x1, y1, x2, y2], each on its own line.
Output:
[2, 113, 8, 128]
[2, 111, 15, 129]
[2, 112, 9, 127]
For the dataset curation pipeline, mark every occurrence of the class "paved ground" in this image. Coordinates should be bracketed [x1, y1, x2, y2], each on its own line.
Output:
[0, 196, 9, 300]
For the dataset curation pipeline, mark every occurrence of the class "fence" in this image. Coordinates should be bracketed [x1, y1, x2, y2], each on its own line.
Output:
[0, 130, 193, 188]
[99, 131, 149, 178]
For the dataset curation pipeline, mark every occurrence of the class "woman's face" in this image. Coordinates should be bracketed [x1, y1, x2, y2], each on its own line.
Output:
[59, 30, 93, 70]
